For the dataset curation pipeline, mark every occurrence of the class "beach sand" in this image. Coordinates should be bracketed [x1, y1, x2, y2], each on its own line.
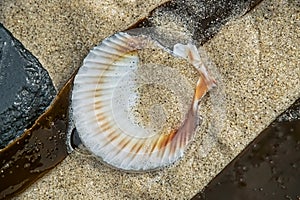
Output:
[1, 0, 299, 199]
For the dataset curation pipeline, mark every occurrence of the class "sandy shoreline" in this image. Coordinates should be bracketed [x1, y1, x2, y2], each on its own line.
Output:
[1, 0, 299, 199]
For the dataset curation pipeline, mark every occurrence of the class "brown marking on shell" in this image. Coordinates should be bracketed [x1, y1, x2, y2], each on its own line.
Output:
[157, 130, 177, 158]
[95, 110, 105, 119]
[129, 141, 145, 162]
[113, 138, 131, 156]
[95, 87, 112, 93]
[94, 99, 110, 107]
[118, 138, 131, 151]
[194, 74, 208, 102]
[95, 111, 107, 118]
[170, 139, 177, 155]
[179, 129, 186, 149]
[158, 139, 168, 158]
[158, 130, 177, 150]
[96, 113, 106, 122]
[187, 48, 195, 62]
[97, 78, 106, 86]
[94, 101, 103, 110]
[106, 130, 119, 143]
[101, 121, 112, 132]
[99, 130, 119, 149]
[98, 48, 124, 56]
[149, 137, 160, 154]
[155, 136, 166, 158]
[182, 129, 188, 148]
[130, 141, 144, 154]
[94, 100, 112, 109]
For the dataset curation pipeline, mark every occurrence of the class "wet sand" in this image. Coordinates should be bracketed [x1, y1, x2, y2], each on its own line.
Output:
[1, 0, 299, 199]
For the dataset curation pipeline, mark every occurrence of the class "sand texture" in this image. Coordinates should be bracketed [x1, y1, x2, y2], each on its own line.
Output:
[0, 0, 299, 199]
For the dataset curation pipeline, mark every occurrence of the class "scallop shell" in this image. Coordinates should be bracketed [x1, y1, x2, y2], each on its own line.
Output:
[71, 32, 215, 171]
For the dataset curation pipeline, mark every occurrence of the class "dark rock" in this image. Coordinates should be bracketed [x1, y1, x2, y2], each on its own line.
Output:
[0, 23, 56, 148]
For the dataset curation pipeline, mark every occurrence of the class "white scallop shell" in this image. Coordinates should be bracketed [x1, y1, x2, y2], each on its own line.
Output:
[71, 32, 215, 171]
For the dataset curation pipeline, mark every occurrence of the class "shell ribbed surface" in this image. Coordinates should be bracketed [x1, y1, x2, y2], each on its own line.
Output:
[72, 32, 211, 171]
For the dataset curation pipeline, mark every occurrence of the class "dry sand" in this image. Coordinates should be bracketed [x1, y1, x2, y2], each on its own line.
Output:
[0, 0, 299, 199]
